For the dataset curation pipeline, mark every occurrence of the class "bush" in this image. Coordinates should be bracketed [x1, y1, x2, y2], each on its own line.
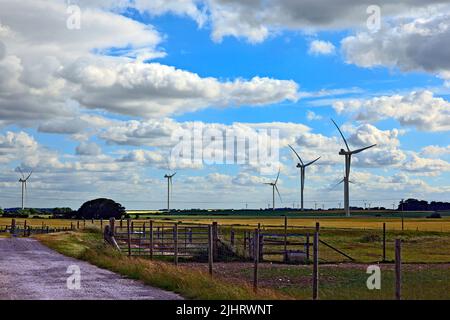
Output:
[427, 212, 442, 219]
[360, 234, 381, 243]
[77, 198, 125, 219]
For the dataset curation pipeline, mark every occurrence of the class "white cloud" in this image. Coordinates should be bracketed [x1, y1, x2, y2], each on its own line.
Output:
[75, 142, 102, 156]
[333, 91, 450, 132]
[403, 154, 450, 176]
[308, 40, 335, 56]
[420, 145, 450, 157]
[63, 61, 299, 118]
[342, 11, 450, 83]
[306, 110, 322, 121]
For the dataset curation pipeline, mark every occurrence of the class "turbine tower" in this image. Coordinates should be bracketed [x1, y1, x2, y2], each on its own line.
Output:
[288, 145, 320, 211]
[331, 119, 376, 217]
[18, 168, 32, 210]
[264, 169, 281, 210]
[164, 172, 176, 212]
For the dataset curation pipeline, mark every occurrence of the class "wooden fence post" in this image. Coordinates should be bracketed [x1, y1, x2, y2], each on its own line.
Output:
[109, 218, 115, 237]
[127, 219, 131, 257]
[383, 223, 386, 262]
[189, 228, 193, 244]
[91, 218, 94, 224]
[212, 222, 218, 260]
[253, 228, 260, 292]
[230, 228, 235, 247]
[243, 231, 247, 258]
[395, 239, 402, 300]
[83, 219, 86, 228]
[284, 216, 288, 262]
[100, 219, 103, 230]
[208, 224, 213, 276]
[23, 220, 27, 236]
[77, 220, 80, 229]
[142, 222, 146, 239]
[174, 224, 179, 266]
[149, 220, 153, 259]
[11, 219, 16, 234]
[313, 228, 319, 300]
[306, 233, 310, 262]
[120, 219, 123, 229]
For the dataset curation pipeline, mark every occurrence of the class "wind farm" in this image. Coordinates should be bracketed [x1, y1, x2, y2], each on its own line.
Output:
[1, 0, 449, 305]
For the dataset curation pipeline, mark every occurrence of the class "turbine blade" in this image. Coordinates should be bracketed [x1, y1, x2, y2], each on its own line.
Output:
[329, 178, 345, 190]
[274, 185, 282, 202]
[331, 119, 350, 152]
[304, 157, 321, 167]
[25, 170, 33, 180]
[275, 168, 280, 185]
[288, 144, 304, 166]
[18, 167, 25, 179]
[351, 144, 377, 154]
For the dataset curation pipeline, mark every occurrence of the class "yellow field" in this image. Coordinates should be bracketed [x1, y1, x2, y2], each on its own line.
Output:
[1, 216, 450, 233]
[151, 217, 450, 232]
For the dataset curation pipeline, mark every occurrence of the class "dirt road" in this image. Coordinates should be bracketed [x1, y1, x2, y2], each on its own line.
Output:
[0, 237, 182, 300]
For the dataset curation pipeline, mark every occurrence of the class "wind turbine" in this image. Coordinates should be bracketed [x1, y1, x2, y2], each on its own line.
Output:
[264, 169, 282, 211]
[288, 145, 320, 211]
[331, 119, 376, 217]
[164, 172, 176, 212]
[18, 168, 32, 210]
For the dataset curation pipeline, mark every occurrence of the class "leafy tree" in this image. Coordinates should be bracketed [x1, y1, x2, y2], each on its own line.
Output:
[77, 198, 125, 219]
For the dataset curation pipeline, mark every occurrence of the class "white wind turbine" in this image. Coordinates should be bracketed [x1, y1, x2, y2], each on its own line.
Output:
[164, 172, 176, 212]
[264, 169, 282, 211]
[288, 145, 320, 211]
[331, 119, 376, 217]
[18, 168, 32, 210]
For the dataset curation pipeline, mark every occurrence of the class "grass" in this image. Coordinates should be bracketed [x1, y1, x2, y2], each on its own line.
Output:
[36, 229, 288, 300]
[35, 228, 450, 300]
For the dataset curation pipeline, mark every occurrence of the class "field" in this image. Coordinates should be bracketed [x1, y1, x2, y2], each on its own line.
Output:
[4, 213, 450, 299]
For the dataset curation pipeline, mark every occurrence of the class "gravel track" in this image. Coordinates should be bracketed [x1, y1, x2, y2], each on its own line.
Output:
[0, 237, 182, 300]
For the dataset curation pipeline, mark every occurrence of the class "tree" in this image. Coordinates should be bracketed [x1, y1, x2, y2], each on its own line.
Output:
[77, 198, 125, 219]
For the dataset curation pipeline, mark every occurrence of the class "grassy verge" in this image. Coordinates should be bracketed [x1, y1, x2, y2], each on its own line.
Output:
[36, 229, 288, 300]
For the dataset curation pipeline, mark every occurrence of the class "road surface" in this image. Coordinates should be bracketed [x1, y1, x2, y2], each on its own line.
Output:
[0, 237, 182, 300]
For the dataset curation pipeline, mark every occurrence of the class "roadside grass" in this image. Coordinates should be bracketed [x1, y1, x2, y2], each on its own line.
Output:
[36, 229, 289, 300]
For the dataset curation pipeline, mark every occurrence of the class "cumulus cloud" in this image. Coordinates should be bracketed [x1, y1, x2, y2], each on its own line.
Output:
[75, 142, 102, 156]
[420, 145, 450, 157]
[63, 61, 299, 118]
[403, 154, 450, 176]
[333, 91, 450, 132]
[342, 11, 450, 82]
[308, 40, 335, 56]
[0, 0, 299, 128]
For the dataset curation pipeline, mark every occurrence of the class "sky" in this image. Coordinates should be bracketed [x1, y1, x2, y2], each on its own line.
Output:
[0, 0, 449, 210]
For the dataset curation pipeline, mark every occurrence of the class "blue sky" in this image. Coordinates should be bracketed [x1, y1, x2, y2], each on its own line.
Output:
[0, 1, 449, 210]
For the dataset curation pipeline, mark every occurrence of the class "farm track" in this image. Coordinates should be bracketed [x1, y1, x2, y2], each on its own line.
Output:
[0, 237, 182, 300]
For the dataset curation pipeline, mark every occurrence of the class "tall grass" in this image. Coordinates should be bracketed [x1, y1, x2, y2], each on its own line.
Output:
[37, 231, 288, 300]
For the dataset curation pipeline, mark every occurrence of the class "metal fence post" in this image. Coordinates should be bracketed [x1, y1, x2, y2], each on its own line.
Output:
[395, 239, 402, 300]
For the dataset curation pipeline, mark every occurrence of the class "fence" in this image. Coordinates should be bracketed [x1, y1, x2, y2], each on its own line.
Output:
[0, 219, 74, 236]
[112, 219, 212, 262]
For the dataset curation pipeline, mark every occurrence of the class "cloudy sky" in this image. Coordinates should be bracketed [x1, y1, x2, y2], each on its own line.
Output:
[0, 0, 449, 210]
